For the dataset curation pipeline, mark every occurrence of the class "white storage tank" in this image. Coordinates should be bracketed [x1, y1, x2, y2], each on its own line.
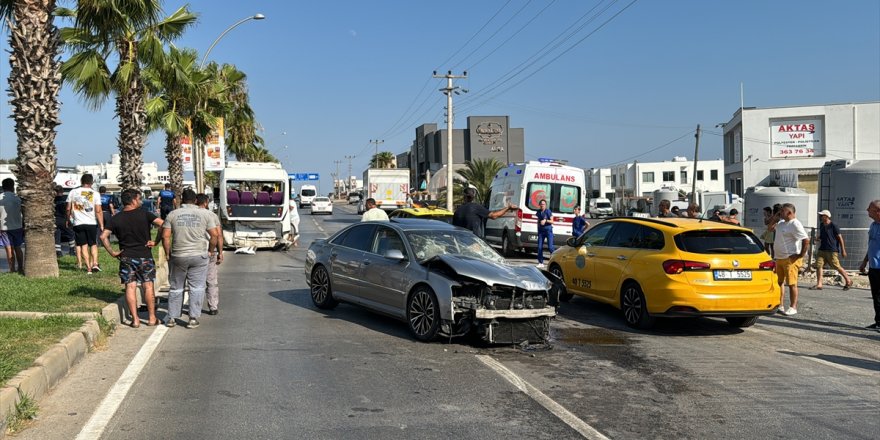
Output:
[825, 160, 880, 270]
[651, 187, 680, 216]
[743, 186, 811, 240]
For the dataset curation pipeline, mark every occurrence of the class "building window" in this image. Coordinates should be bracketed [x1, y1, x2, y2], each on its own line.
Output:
[642, 172, 654, 183]
[621, 174, 626, 187]
[605, 176, 611, 185]
[680, 171, 687, 184]
[611, 174, 617, 187]
[662, 171, 674, 182]
[711, 169, 718, 181]
[697, 170, 704, 181]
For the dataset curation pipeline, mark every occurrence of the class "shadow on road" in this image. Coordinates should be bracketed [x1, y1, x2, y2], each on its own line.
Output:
[759, 315, 880, 342]
[316, 217, 359, 225]
[779, 350, 880, 372]
[268, 289, 413, 340]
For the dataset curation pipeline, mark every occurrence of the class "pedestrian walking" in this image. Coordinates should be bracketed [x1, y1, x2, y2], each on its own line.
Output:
[859, 199, 880, 331]
[158, 183, 175, 220]
[53, 185, 76, 258]
[536, 199, 554, 268]
[67, 174, 104, 273]
[100, 189, 164, 327]
[773, 203, 810, 316]
[0, 178, 24, 274]
[452, 187, 515, 238]
[162, 189, 220, 329]
[656, 199, 675, 218]
[572, 206, 590, 237]
[361, 198, 389, 221]
[811, 209, 852, 291]
[197, 193, 223, 315]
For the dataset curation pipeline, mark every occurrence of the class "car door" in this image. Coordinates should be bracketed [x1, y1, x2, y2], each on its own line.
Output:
[331, 224, 377, 302]
[360, 225, 410, 317]
[591, 221, 642, 300]
[562, 222, 615, 300]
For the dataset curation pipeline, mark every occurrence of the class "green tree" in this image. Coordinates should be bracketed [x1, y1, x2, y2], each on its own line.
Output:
[59, 1, 196, 191]
[1, 0, 62, 277]
[204, 62, 265, 162]
[456, 158, 504, 205]
[370, 151, 396, 169]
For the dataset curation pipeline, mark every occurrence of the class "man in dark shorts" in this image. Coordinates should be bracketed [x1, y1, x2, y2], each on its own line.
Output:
[452, 187, 516, 238]
[158, 183, 175, 220]
[53, 185, 76, 257]
[101, 189, 164, 327]
[0, 178, 24, 274]
[67, 173, 104, 273]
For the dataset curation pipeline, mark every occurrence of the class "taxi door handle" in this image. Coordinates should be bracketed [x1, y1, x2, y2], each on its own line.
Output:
[617, 255, 627, 260]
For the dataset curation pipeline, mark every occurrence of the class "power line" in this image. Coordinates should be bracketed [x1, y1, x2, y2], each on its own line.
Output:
[452, 0, 536, 70]
[467, 0, 558, 70]
[435, 0, 513, 70]
[590, 129, 697, 169]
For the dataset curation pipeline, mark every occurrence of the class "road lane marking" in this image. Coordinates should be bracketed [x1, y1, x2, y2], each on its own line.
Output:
[75, 325, 169, 440]
[777, 349, 879, 377]
[476, 355, 610, 440]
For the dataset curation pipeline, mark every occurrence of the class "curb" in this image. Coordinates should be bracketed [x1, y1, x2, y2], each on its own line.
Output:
[0, 298, 124, 437]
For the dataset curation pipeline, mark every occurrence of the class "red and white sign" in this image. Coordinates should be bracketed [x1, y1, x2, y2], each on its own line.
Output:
[181, 135, 193, 171]
[770, 118, 824, 158]
[532, 172, 577, 182]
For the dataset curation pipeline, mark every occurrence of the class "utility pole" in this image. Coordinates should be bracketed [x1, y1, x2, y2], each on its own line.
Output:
[691, 124, 701, 205]
[333, 160, 342, 198]
[433, 70, 467, 211]
[345, 155, 354, 192]
[369, 139, 384, 168]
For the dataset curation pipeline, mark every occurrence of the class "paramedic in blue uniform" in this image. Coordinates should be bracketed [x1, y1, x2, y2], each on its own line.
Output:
[536, 199, 554, 268]
[158, 183, 176, 220]
[572, 205, 589, 238]
[98, 186, 116, 232]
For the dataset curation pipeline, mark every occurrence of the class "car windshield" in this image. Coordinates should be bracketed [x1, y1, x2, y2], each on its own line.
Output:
[597, 202, 611, 208]
[674, 229, 764, 254]
[405, 230, 504, 263]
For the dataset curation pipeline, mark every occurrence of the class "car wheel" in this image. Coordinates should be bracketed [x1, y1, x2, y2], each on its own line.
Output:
[407, 286, 440, 341]
[726, 316, 758, 328]
[621, 282, 655, 329]
[501, 231, 517, 258]
[549, 264, 572, 302]
[310, 265, 338, 309]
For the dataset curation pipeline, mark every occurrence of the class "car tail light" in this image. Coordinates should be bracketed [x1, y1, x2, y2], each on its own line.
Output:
[758, 260, 776, 270]
[515, 209, 523, 232]
[663, 260, 710, 274]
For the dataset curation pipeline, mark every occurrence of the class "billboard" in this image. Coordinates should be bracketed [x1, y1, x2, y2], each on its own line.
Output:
[770, 118, 824, 158]
[181, 135, 193, 171]
[204, 118, 225, 171]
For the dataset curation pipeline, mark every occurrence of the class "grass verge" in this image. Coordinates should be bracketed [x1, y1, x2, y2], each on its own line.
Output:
[0, 252, 122, 312]
[5, 392, 38, 435]
[0, 316, 86, 385]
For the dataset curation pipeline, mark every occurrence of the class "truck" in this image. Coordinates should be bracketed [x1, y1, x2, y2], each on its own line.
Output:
[362, 168, 410, 212]
[217, 161, 293, 250]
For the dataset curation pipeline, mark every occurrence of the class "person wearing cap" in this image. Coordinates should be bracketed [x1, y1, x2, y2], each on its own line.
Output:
[812, 210, 852, 291]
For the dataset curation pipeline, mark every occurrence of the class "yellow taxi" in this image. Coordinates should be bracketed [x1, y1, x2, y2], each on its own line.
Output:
[548, 217, 780, 329]
[389, 206, 454, 223]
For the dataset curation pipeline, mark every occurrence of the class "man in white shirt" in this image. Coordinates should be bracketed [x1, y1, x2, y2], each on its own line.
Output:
[361, 198, 389, 222]
[771, 203, 809, 316]
[67, 174, 104, 273]
[0, 178, 24, 274]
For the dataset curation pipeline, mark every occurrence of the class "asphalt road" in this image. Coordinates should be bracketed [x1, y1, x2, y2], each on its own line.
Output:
[15, 203, 880, 439]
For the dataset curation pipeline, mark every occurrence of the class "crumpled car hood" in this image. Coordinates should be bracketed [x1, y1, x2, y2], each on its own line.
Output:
[432, 254, 551, 291]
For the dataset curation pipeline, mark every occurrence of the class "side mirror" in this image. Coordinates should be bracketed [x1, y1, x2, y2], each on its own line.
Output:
[384, 249, 406, 261]
[565, 237, 578, 247]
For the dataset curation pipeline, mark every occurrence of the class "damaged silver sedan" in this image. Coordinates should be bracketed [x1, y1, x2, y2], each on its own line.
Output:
[305, 219, 560, 344]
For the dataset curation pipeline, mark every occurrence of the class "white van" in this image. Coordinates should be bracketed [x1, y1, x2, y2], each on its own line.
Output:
[485, 160, 586, 257]
[298, 184, 317, 208]
[588, 197, 613, 218]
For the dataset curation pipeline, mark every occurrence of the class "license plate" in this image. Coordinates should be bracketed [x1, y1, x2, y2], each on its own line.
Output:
[528, 234, 538, 241]
[713, 270, 752, 280]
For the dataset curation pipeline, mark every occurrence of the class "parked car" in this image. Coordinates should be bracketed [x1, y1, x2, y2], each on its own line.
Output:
[305, 219, 560, 344]
[348, 192, 361, 204]
[388, 206, 453, 223]
[547, 217, 779, 329]
[310, 197, 333, 215]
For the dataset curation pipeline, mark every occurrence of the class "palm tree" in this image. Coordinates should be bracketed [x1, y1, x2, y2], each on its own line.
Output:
[1, 0, 62, 278]
[371, 151, 396, 169]
[59, 2, 196, 191]
[456, 158, 504, 205]
[144, 46, 218, 198]
[204, 62, 262, 162]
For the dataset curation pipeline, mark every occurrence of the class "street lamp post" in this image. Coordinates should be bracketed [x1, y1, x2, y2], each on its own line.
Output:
[193, 13, 265, 193]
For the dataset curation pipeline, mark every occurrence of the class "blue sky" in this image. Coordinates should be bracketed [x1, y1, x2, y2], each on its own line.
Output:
[1, 0, 878, 192]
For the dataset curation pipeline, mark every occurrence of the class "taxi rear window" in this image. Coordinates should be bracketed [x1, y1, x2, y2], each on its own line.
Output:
[674, 230, 764, 254]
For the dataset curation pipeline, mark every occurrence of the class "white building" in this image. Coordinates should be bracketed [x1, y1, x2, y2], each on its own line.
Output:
[77, 154, 169, 190]
[586, 168, 614, 200]
[721, 102, 880, 196]
[607, 156, 725, 198]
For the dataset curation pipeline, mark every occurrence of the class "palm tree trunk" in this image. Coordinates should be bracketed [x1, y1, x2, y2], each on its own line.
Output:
[164, 133, 184, 197]
[7, 0, 61, 278]
[116, 44, 147, 191]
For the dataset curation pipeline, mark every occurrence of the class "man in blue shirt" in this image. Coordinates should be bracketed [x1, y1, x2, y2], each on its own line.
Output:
[812, 209, 852, 290]
[860, 199, 880, 331]
[572, 205, 589, 238]
[536, 199, 554, 268]
[158, 183, 175, 220]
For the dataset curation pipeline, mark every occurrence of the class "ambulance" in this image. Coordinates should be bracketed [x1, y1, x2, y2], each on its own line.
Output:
[484, 159, 585, 257]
